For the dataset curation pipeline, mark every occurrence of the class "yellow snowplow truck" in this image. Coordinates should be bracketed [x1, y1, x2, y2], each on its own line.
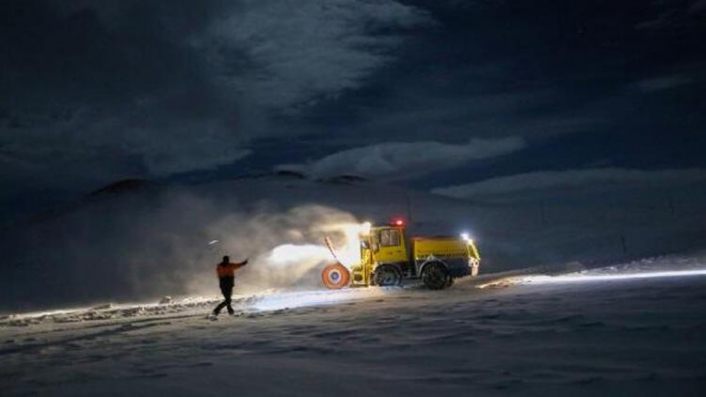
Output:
[322, 220, 481, 290]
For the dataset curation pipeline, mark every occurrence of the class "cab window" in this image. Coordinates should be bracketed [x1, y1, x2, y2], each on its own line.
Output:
[379, 229, 400, 247]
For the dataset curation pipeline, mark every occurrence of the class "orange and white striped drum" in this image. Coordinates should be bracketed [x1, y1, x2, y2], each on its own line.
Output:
[321, 262, 351, 289]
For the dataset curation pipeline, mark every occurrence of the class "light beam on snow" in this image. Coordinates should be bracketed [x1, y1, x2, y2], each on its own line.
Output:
[3, 296, 216, 323]
[250, 288, 390, 312]
[520, 269, 706, 285]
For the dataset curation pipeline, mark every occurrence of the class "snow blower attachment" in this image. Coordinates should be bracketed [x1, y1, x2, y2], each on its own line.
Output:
[321, 236, 351, 289]
[321, 220, 481, 290]
[321, 262, 351, 289]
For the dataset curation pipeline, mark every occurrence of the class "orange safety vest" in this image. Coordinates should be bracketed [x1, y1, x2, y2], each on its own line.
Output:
[216, 262, 246, 278]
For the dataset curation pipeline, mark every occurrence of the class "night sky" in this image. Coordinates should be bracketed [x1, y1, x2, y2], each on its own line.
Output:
[2, 0, 705, 221]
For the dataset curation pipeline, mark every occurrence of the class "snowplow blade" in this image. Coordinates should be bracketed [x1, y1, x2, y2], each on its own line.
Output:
[321, 263, 351, 289]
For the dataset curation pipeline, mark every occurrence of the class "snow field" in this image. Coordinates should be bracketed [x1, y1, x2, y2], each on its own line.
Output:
[2, 253, 706, 396]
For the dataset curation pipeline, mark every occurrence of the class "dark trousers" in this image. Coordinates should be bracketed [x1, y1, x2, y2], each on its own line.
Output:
[213, 277, 235, 315]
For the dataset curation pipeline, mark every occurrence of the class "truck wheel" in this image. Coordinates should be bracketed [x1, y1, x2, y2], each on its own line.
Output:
[422, 262, 450, 290]
[374, 265, 402, 286]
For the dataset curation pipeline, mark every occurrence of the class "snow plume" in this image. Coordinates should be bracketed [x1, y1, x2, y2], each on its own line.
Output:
[0, 192, 360, 312]
[190, 205, 363, 295]
[276, 136, 526, 180]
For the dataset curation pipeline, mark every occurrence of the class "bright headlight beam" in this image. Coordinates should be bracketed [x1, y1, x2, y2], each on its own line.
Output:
[521, 269, 706, 285]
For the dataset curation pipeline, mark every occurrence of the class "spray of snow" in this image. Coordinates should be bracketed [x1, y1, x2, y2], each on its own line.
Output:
[0, 187, 365, 312]
[266, 244, 332, 267]
[264, 220, 366, 269]
[181, 204, 363, 297]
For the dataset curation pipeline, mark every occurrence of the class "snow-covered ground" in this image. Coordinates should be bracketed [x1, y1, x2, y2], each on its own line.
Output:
[3, 253, 706, 396]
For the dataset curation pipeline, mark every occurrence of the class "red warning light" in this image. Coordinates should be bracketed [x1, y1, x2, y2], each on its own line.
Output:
[393, 218, 405, 226]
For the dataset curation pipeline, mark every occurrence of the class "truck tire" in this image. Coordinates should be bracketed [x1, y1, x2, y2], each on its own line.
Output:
[422, 262, 450, 290]
[374, 264, 402, 286]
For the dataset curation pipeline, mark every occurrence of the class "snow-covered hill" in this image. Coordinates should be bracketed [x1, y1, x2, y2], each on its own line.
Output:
[1, 174, 705, 312]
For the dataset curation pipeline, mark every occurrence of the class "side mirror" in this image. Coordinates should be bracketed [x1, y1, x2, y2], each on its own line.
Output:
[361, 240, 370, 249]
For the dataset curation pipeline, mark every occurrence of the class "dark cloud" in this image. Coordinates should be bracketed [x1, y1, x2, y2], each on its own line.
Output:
[433, 168, 706, 200]
[635, 0, 706, 30]
[633, 74, 695, 92]
[192, 0, 430, 110]
[0, 0, 431, 189]
[1, 0, 705, 222]
[276, 136, 525, 180]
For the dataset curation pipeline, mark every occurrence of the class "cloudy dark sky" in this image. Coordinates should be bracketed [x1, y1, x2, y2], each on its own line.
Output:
[1, 0, 705, 220]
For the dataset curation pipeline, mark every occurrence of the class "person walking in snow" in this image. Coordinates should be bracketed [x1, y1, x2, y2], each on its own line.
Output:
[213, 255, 248, 316]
